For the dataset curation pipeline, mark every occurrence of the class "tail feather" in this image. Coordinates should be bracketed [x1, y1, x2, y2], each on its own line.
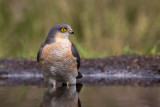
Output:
[76, 72, 83, 78]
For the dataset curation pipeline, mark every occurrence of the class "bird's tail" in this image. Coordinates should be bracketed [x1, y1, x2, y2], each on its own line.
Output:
[76, 72, 83, 78]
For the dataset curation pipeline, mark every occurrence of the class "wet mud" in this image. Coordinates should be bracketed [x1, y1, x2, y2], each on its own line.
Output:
[0, 54, 160, 86]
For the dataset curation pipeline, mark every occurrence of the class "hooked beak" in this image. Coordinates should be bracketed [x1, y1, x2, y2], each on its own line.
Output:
[69, 29, 74, 34]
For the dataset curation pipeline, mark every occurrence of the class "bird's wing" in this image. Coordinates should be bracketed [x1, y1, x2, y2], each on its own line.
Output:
[71, 42, 82, 78]
[71, 42, 80, 68]
[37, 43, 45, 62]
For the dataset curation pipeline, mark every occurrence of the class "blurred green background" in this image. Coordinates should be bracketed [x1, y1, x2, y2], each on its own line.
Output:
[0, 0, 160, 58]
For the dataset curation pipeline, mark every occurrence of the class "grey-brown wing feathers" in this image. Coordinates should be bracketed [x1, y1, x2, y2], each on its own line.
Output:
[37, 43, 45, 62]
[71, 42, 82, 78]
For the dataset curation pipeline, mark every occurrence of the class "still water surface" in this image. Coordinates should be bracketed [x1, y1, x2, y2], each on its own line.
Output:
[0, 85, 160, 107]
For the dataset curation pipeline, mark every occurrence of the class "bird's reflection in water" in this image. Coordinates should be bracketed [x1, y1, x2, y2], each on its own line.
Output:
[40, 83, 83, 107]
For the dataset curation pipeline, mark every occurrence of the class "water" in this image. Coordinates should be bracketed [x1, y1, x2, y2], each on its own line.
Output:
[0, 85, 160, 107]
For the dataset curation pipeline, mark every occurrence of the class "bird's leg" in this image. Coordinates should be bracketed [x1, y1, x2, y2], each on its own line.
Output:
[69, 78, 76, 86]
[62, 82, 68, 86]
[67, 82, 70, 88]
[52, 80, 56, 86]
[48, 78, 56, 93]
[49, 78, 56, 89]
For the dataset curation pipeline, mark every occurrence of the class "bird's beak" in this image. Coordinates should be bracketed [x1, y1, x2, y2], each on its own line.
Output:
[69, 29, 74, 34]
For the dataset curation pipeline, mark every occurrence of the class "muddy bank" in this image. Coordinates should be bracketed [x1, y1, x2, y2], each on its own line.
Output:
[0, 54, 160, 86]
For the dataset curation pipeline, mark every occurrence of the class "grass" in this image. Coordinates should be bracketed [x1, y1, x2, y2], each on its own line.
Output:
[150, 40, 160, 55]
[0, 0, 160, 58]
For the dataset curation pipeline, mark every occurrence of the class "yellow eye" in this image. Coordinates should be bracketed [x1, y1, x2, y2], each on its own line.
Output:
[61, 28, 67, 32]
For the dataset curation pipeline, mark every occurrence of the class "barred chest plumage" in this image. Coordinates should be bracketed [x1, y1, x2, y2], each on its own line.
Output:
[39, 38, 78, 80]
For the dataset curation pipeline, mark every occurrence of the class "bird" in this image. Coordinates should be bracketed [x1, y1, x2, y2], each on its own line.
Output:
[40, 83, 83, 107]
[37, 24, 82, 87]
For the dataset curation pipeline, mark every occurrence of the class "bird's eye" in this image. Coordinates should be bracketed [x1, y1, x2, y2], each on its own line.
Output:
[61, 28, 67, 32]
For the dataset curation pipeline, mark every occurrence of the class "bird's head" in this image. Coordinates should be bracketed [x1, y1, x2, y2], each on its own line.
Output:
[45, 24, 74, 43]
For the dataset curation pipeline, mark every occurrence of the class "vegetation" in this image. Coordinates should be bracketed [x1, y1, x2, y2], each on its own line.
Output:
[0, 0, 160, 58]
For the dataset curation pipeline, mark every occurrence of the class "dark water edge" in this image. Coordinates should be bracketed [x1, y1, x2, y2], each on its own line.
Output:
[0, 74, 160, 87]
[0, 54, 160, 86]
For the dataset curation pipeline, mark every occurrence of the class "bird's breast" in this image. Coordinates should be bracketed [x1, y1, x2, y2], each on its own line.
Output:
[41, 39, 72, 60]
[39, 38, 77, 71]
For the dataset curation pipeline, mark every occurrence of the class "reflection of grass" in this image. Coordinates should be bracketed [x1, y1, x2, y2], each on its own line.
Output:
[17, 86, 28, 101]
[0, 0, 160, 58]
[7, 86, 28, 104]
